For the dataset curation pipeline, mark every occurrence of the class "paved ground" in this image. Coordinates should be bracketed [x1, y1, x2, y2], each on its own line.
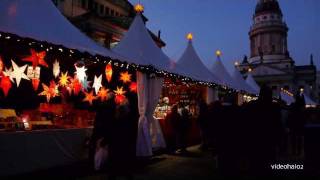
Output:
[80, 146, 218, 180]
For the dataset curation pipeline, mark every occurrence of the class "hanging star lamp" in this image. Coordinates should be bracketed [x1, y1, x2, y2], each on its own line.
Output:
[39, 81, 59, 103]
[71, 77, 82, 95]
[93, 75, 102, 95]
[11, 60, 30, 87]
[105, 64, 113, 83]
[3, 67, 14, 82]
[59, 72, 70, 87]
[83, 90, 97, 105]
[97, 87, 110, 102]
[23, 49, 48, 68]
[0, 57, 3, 76]
[75, 65, 87, 83]
[53, 60, 60, 78]
[81, 76, 91, 91]
[114, 86, 127, 104]
[120, 71, 132, 84]
[0, 75, 12, 97]
[129, 82, 137, 93]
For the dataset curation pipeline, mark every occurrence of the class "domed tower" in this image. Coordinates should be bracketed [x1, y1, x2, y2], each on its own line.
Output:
[249, 0, 292, 65]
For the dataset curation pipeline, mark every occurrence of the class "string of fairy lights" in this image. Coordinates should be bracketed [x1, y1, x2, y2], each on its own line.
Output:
[0, 30, 251, 106]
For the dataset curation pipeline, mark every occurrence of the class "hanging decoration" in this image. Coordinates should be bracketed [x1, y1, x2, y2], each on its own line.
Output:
[129, 82, 137, 93]
[53, 59, 60, 78]
[22, 49, 48, 68]
[105, 64, 113, 83]
[75, 65, 87, 83]
[0, 57, 3, 76]
[11, 60, 30, 87]
[27, 66, 41, 91]
[119, 71, 132, 84]
[92, 74, 102, 95]
[97, 87, 110, 102]
[3, 67, 14, 82]
[83, 90, 97, 105]
[114, 86, 126, 105]
[81, 76, 91, 91]
[69, 77, 82, 95]
[0, 75, 12, 97]
[32, 78, 40, 91]
[38, 81, 59, 103]
[59, 72, 70, 87]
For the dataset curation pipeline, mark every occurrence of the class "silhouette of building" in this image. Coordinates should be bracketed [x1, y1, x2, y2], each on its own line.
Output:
[53, 0, 165, 49]
[237, 0, 317, 101]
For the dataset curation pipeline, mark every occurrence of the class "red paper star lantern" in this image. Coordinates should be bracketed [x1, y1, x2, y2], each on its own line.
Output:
[70, 77, 82, 95]
[114, 86, 127, 105]
[83, 90, 97, 105]
[129, 82, 137, 93]
[0, 76, 12, 97]
[23, 49, 48, 69]
[120, 71, 132, 84]
[105, 64, 113, 83]
[32, 78, 40, 91]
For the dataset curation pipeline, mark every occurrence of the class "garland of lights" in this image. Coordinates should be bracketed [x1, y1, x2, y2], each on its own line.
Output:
[0, 31, 252, 98]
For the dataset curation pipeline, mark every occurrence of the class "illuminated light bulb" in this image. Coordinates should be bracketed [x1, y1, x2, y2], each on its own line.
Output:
[216, 50, 222, 57]
[134, 3, 144, 13]
[187, 33, 193, 41]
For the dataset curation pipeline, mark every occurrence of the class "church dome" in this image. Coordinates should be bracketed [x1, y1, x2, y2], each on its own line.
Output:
[255, 0, 282, 15]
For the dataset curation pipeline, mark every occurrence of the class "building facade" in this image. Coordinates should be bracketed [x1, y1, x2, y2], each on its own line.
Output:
[237, 0, 317, 101]
[53, 0, 165, 49]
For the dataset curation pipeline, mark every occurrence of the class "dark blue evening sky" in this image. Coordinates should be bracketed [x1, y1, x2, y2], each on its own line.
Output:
[129, 0, 320, 73]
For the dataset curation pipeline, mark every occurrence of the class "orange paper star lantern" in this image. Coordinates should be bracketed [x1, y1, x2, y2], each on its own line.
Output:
[0, 57, 3, 75]
[97, 87, 110, 102]
[71, 77, 82, 95]
[120, 71, 132, 84]
[39, 81, 59, 103]
[83, 90, 97, 105]
[105, 64, 113, 83]
[129, 82, 137, 93]
[0, 75, 12, 97]
[23, 49, 48, 69]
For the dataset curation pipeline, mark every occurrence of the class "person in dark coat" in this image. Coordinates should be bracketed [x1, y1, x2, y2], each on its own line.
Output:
[89, 96, 116, 170]
[197, 99, 209, 150]
[243, 85, 283, 176]
[166, 104, 181, 153]
[106, 96, 137, 180]
[177, 105, 192, 153]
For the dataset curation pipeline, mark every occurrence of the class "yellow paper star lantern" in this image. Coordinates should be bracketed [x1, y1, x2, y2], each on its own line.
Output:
[59, 72, 70, 87]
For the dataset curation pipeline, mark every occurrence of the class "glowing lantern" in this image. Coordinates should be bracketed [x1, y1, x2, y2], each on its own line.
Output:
[39, 81, 59, 103]
[187, 33, 193, 41]
[114, 86, 126, 105]
[0, 57, 3, 75]
[105, 64, 113, 83]
[234, 61, 239, 66]
[216, 50, 222, 57]
[72, 78, 82, 95]
[134, 3, 144, 13]
[129, 82, 137, 93]
[93, 75, 102, 95]
[248, 68, 252, 72]
[120, 71, 132, 84]
[3, 67, 14, 82]
[59, 72, 70, 87]
[32, 78, 40, 91]
[0, 76, 12, 97]
[53, 60, 60, 78]
[23, 49, 48, 69]
[75, 65, 87, 83]
[11, 60, 30, 87]
[97, 87, 110, 102]
[83, 90, 97, 105]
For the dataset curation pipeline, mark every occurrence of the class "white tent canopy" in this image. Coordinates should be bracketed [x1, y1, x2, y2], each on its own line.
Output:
[177, 40, 221, 84]
[246, 74, 260, 94]
[232, 67, 255, 94]
[210, 56, 239, 90]
[0, 0, 123, 59]
[113, 13, 190, 77]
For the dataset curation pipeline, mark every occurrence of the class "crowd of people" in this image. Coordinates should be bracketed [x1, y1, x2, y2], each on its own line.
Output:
[89, 85, 308, 178]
